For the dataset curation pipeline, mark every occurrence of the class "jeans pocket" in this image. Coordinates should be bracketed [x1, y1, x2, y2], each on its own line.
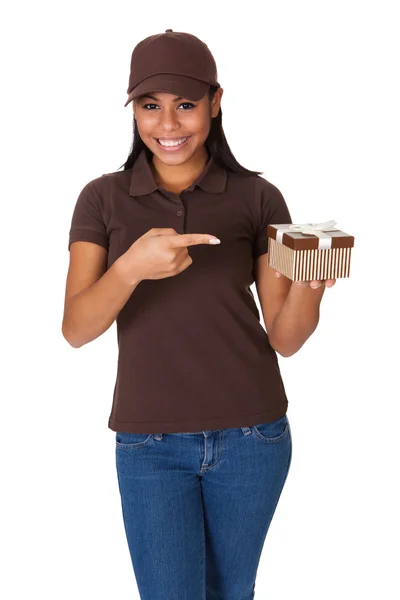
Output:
[115, 431, 153, 449]
[251, 414, 289, 444]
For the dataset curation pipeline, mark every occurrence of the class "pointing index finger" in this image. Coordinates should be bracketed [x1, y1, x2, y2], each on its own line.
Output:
[170, 234, 221, 247]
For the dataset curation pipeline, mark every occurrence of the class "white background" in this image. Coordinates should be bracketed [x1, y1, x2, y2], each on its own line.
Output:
[2, 1, 399, 598]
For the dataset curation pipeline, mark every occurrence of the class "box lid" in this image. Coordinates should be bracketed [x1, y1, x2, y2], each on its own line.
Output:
[267, 223, 355, 250]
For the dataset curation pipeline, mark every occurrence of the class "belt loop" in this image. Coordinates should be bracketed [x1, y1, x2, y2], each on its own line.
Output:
[241, 426, 252, 436]
[153, 433, 163, 441]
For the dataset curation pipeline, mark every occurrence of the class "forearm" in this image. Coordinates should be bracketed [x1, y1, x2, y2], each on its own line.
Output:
[62, 256, 141, 348]
[269, 283, 325, 357]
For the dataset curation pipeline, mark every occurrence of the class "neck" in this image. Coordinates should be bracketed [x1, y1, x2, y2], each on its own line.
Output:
[151, 146, 210, 193]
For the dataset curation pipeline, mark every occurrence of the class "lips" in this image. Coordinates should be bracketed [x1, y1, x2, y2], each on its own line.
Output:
[154, 136, 191, 151]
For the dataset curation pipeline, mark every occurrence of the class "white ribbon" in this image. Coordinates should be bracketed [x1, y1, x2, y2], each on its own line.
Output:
[275, 220, 338, 250]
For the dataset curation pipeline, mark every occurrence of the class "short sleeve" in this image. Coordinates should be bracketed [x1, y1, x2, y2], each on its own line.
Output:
[68, 181, 109, 251]
[253, 178, 292, 259]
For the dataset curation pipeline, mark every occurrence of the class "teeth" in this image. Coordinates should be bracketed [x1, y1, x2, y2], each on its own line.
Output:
[158, 137, 188, 147]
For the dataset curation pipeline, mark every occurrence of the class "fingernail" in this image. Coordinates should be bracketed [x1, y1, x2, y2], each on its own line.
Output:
[209, 238, 221, 244]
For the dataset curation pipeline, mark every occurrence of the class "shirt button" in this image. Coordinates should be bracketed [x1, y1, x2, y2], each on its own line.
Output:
[177, 210, 183, 216]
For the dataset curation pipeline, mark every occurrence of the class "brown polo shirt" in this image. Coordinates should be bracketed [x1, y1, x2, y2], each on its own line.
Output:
[68, 148, 293, 433]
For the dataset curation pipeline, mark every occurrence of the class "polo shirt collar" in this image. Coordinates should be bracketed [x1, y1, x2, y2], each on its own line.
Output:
[129, 148, 227, 196]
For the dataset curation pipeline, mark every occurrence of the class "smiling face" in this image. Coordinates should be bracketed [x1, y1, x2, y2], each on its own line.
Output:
[132, 88, 223, 166]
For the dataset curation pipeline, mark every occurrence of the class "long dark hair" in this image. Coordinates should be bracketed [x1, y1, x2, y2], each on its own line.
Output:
[117, 85, 263, 176]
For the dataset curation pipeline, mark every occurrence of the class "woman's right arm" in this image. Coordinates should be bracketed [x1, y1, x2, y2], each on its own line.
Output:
[62, 241, 141, 348]
[62, 228, 216, 348]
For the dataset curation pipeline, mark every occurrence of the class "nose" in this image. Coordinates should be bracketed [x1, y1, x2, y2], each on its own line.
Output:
[158, 106, 181, 131]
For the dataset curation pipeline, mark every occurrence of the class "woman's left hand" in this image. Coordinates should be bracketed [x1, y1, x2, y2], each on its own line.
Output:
[275, 271, 336, 289]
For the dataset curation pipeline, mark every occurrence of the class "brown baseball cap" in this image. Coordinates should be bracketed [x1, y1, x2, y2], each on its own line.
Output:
[124, 29, 220, 107]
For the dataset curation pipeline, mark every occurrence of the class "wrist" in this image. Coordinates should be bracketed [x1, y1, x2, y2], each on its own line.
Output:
[287, 281, 324, 315]
[114, 254, 143, 287]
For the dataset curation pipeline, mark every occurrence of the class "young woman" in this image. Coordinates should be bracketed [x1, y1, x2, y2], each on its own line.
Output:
[63, 30, 335, 600]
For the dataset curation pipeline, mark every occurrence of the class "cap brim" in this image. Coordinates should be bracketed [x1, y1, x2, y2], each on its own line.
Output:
[124, 74, 210, 107]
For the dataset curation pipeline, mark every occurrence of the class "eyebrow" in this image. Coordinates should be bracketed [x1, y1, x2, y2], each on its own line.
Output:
[139, 94, 188, 102]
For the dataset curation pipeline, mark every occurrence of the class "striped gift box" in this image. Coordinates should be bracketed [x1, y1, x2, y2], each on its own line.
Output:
[267, 220, 354, 282]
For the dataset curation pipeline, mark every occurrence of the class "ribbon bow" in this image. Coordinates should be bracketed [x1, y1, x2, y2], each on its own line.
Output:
[275, 219, 338, 250]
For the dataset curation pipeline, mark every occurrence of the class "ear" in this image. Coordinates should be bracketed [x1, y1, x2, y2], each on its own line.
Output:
[211, 87, 223, 118]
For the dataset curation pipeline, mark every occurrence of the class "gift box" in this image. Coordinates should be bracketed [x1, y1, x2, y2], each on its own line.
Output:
[267, 220, 354, 282]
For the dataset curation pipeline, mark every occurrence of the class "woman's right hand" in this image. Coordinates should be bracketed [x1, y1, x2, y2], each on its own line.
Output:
[117, 227, 221, 284]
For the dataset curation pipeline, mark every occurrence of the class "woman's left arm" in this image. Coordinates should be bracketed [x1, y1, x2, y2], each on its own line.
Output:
[254, 255, 336, 358]
[268, 272, 336, 357]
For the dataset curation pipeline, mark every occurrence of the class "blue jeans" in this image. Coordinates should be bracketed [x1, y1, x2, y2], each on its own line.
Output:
[115, 413, 292, 600]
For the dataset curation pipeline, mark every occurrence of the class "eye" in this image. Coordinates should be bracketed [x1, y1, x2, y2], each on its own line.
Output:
[141, 102, 195, 110]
